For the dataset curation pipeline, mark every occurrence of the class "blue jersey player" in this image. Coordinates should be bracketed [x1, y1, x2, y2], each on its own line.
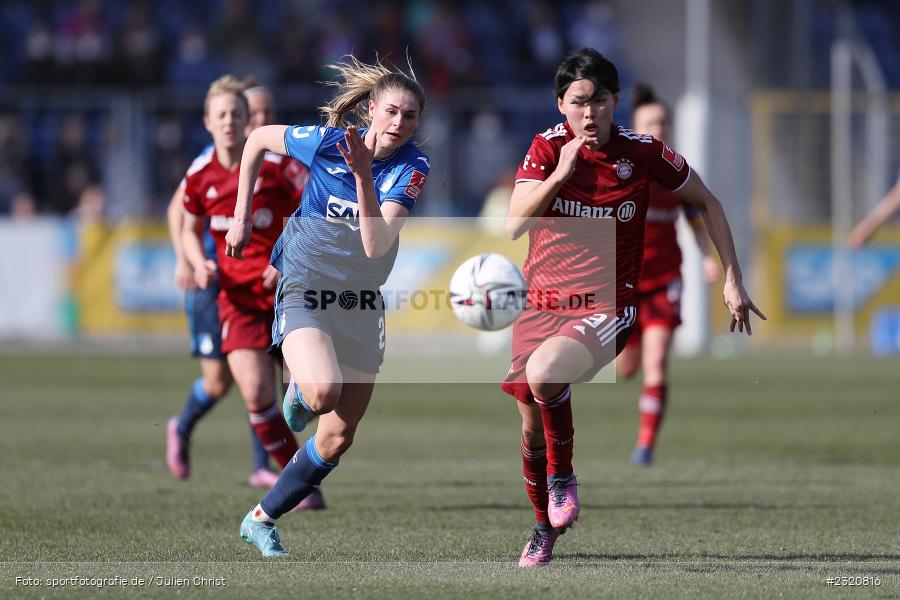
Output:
[227, 57, 430, 556]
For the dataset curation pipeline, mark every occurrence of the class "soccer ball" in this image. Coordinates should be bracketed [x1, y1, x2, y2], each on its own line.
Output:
[449, 253, 527, 331]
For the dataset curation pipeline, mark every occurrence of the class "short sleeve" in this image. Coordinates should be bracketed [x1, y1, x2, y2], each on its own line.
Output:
[515, 135, 558, 184]
[283, 125, 328, 167]
[648, 138, 691, 192]
[182, 175, 205, 216]
[382, 159, 430, 211]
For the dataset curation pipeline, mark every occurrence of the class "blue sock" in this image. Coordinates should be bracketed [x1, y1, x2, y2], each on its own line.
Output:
[250, 426, 270, 471]
[176, 378, 217, 438]
[260, 435, 336, 518]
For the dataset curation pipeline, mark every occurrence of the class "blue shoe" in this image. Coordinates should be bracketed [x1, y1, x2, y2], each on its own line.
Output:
[283, 379, 313, 433]
[240, 511, 289, 557]
[631, 446, 653, 466]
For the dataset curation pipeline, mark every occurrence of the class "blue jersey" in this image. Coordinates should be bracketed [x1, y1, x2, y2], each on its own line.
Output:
[274, 125, 430, 287]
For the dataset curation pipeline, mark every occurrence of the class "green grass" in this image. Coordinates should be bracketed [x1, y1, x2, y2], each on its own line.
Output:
[1, 351, 898, 598]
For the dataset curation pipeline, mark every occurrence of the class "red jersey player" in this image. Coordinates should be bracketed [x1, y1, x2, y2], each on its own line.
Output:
[503, 49, 764, 567]
[616, 84, 721, 467]
[180, 75, 304, 474]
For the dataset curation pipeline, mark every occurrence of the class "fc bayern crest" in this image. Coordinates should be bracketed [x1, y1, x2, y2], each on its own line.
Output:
[615, 158, 634, 180]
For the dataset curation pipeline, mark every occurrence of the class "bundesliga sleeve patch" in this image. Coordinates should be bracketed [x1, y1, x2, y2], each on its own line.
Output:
[661, 144, 685, 171]
[404, 169, 427, 200]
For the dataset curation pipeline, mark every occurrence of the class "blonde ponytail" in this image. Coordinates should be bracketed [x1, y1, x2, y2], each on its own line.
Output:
[319, 55, 426, 128]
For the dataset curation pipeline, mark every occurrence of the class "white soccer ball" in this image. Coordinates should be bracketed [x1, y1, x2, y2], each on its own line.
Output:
[449, 253, 527, 331]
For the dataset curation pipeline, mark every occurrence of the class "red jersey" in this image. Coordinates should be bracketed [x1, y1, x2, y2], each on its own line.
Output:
[183, 150, 307, 312]
[515, 122, 690, 315]
[638, 184, 700, 292]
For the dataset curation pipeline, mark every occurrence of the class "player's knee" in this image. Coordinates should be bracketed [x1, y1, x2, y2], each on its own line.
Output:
[616, 360, 639, 380]
[303, 382, 342, 413]
[203, 378, 231, 399]
[521, 422, 545, 446]
[525, 359, 556, 396]
[242, 384, 274, 412]
[317, 431, 353, 461]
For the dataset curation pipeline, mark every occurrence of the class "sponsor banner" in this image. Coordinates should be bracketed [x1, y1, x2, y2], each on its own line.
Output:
[753, 225, 900, 345]
[74, 221, 184, 333]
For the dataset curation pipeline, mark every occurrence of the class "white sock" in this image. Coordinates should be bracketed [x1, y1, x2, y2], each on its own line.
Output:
[251, 504, 274, 522]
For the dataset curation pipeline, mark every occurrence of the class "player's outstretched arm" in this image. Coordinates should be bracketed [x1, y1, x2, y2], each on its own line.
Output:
[166, 184, 196, 290]
[505, 135, 586, 240]
[676, 170, 766, 335]
[226, 125, 289, 258]
[849, 174, 900, 248]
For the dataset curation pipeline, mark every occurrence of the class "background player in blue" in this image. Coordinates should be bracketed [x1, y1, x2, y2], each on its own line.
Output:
[225, 57, 429, 556]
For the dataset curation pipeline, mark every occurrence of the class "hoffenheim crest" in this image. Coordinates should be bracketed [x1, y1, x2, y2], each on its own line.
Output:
[615, 158, 634, 180]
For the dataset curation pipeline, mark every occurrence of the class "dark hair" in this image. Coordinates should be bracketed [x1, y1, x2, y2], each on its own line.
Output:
[554, 48, 620, 100]
[631, 82, 668, 113]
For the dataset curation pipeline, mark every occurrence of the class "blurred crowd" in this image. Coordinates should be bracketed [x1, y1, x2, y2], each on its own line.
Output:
[1, 0, 898, 219]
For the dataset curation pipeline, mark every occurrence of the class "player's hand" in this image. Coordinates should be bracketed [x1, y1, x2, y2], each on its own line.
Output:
[702, 256, 721, 283]
[225, 219, 252, 259]
[261, 265, 280, 290]
[174, 258, 197, 291]
[193, 260, 218, 289]
[723, 278, 766, 336]
[336, 125, 374, 177]
[848, 224, 871, 249]
[555, 135, 586, 182]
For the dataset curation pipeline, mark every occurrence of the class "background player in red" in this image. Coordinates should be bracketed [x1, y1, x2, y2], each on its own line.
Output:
[616, 83, 721, 467]
[180, 75, 303, 477]
[503, 48, 765, 567]
[165, 78, 282, 490]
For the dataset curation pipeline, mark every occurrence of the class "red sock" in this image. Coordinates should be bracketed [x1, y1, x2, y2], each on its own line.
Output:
[521, 438, 550, 525]
[535, 386, 574, 476]
[248, 404, 299, 468]
[636, 384, 667, 448]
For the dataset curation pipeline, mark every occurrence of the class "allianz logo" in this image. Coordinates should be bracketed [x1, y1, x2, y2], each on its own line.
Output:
[552, 197, 636, 222]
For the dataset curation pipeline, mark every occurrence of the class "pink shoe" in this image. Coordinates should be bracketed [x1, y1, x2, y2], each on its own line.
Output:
[292, 488, 326, 511]
[247, 468, 279, 489]
[518, 524, 561, 567]
[547, 474, 579, 528]
[166, 417, 189, 480]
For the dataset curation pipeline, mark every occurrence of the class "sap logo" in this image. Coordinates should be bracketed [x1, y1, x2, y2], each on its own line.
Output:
[325, 195, 359, 231]
[326, 166, 348, 176]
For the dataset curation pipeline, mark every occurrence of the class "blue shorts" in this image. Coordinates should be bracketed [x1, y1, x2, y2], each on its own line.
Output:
[269, 277, 385, 374]
[185, 284, 225, 360]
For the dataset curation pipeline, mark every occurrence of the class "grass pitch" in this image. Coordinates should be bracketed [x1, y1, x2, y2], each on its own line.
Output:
[1, 350, 898, 598]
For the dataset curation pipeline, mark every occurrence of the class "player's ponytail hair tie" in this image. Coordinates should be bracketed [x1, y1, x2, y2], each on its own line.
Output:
[320, 54, 426, 128]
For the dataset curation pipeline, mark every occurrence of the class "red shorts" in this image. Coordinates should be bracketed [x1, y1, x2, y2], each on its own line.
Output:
[501, 306, 635, 404]
[626, 278, 682, 347]
[218, 295, 274, 354]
